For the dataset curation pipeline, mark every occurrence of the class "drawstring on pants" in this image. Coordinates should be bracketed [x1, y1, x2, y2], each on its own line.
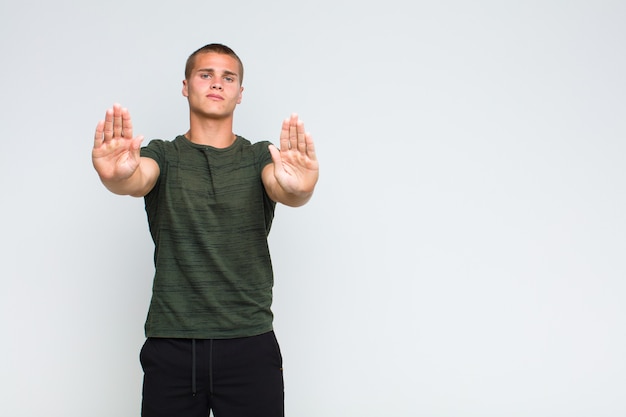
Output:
[191, 339, 197, 396]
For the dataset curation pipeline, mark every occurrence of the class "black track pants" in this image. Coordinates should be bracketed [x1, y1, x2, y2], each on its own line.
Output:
[140, 331, 285, 417]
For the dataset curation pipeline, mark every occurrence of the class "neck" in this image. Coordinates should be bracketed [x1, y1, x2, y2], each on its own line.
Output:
[185, 114, 236, 148]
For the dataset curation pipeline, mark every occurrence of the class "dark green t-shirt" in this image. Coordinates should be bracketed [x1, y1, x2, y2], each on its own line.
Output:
[140, 135, 276, 339]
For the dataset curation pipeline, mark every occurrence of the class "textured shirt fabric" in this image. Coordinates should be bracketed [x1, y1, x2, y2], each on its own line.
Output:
[139, 135, 276, 339]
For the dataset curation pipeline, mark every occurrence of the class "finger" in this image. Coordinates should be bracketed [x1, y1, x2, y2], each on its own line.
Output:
[121, 107, 133, 139]
[279, 117, 290, 151]
[288, 113, 298, 150]
[103, 107, 114, 141]
[113, 103, 123, 138]
[305, 132, 317, 160]
[296, 119, 306, 153]
[94, 120, 105, 148]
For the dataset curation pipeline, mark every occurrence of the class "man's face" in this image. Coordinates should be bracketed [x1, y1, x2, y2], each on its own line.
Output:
[182, 52, 243, 119]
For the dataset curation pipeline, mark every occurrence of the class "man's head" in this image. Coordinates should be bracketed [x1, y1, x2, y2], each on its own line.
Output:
[185, 43, 244, 85]
[182, 43, 245, 122]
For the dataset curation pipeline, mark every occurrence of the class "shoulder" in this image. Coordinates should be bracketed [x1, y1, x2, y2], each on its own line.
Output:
[141, 136, 184, 151]
[235, 136, 272, 163]
[141, 138, 168, 155]
[140, 136, 187, 160]
[237, 136, 271, 154]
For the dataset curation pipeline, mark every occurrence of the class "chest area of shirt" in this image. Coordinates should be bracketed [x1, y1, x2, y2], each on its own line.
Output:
[163, 149, 263, 202]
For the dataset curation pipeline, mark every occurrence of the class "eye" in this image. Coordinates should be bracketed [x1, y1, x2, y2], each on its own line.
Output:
[200, 73, 211, 79]
[224, 76, 234, 82]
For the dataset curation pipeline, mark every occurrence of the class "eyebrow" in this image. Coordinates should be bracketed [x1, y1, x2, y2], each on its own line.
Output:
[197, 68, 239, 78]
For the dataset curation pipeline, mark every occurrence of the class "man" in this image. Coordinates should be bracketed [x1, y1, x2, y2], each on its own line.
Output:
[92, 43, 319, 417]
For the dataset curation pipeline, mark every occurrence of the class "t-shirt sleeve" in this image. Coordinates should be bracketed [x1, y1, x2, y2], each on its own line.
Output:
[253, 140, 277, 217]
[140, 139, 166, 172]
[255, 140, 274, 171]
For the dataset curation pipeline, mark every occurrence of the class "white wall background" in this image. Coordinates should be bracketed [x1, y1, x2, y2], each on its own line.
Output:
[1, 1, 625, 416]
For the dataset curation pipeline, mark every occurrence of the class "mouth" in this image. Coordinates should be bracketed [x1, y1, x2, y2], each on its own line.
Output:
[206, 94, 224, 100]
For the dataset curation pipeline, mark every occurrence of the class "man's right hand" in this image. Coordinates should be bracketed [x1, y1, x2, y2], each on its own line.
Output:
[92, 103, 159, 196]
[92, 103, 144, 181]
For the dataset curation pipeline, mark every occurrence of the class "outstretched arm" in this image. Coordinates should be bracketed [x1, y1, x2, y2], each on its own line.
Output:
[262, 113, 319, 207]
[92, 103, 159, 197]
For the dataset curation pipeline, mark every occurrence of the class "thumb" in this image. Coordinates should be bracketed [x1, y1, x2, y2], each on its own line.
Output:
[131, 135, 145, 151]
[268, 143, 281, 166]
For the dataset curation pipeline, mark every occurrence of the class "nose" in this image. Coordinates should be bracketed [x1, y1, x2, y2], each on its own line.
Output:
[210, 82, 223, 91]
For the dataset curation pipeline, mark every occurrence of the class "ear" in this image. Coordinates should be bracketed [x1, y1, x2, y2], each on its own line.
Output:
[237, 86, 244, 104]
[182, 79, 189, 97]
